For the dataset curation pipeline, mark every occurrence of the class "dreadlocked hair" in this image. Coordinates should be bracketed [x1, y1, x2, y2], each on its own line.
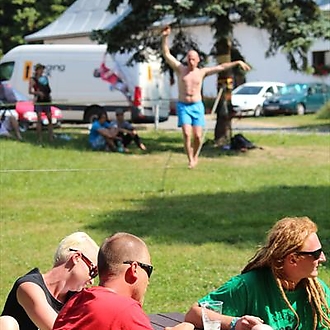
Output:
[241, 216, 329, 330]
[275, 277, 300, 330]
[305, 278, 330, 329]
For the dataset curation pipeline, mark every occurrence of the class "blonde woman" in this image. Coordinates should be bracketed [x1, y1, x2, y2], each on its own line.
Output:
[185, 217, 329, 330]
[1, 232, 99, 330]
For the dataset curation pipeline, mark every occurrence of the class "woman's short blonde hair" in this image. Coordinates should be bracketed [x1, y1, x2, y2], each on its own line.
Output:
[53, 232, 99, 265]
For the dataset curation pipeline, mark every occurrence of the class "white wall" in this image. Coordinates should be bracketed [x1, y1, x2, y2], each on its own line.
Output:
[233, 23, 330, 85]
[167, 22, 329, 100]
[43, 22, 330, 100]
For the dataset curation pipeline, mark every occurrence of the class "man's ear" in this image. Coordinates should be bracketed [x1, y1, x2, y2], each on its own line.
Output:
[125, 262, 139, 284]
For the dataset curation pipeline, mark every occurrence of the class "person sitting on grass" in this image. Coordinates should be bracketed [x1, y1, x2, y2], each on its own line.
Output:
[0, 232, 99, 330]
[0, 82, 23, 141]
[89, 111, 119, 152]
[52, 232, 194, 330]
[185, 216, 330, 330]
[112, 108, 147, 151]
[0, 110, 23, 141]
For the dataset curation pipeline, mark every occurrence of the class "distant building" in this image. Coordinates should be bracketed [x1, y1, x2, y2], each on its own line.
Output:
[25, 0, 131, 44]
[25, 0, 329, 99]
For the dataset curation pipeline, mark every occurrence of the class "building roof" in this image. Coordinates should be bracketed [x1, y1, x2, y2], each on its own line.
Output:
[24, 0, 213, 43]
[25, 0, 329, 43]
[25, 0, 131, 42]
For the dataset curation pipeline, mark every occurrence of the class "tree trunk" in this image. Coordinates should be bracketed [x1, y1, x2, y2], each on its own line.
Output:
[213, 17, 234, 146]
[214, 49, 235, 146]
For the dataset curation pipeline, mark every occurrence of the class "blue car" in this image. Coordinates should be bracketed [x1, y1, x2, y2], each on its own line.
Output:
[262, 82, 330, 116]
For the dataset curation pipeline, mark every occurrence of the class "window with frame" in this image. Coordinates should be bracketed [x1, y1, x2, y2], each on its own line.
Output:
[312, 50, 330, 76]
[265, 86, 275, 94]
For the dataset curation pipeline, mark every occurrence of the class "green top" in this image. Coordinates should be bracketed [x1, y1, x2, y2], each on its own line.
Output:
[198, 267, 330, 330]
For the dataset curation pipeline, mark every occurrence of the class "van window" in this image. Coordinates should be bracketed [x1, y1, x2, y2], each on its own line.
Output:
[0, 62, 14, 81]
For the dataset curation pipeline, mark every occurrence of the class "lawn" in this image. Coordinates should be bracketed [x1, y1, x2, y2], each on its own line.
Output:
[0, 115, 329, 314]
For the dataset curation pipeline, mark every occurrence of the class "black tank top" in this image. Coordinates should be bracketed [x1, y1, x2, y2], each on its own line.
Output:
[33, 76, 51, 102]
[1, 268, 64, 330]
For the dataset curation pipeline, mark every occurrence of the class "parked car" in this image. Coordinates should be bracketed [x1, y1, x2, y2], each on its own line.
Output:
[0, 81, 63, 130]
[232, 81, 285, 117]
[262, 82, 330, 116]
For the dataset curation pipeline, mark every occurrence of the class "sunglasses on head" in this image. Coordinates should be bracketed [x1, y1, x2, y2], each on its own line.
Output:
[296, 248, 323, 260]
[123, 261, 153, 278]
[69, 248, 98, 279]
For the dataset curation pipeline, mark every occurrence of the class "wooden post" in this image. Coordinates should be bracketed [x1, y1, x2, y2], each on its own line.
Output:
[154, 104, 159, 130]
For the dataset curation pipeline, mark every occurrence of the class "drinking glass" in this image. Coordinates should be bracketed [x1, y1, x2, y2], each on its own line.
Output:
[200, 301, 223, 330]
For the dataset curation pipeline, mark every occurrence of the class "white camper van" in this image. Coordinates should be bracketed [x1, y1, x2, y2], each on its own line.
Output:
[0, 44, 170, 123]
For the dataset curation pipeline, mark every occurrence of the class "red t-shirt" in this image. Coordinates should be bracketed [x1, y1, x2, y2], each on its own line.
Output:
[53, 286, 153, 330]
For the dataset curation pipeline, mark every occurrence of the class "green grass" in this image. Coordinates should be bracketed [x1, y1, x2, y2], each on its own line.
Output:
[0, 117, 329, 314]
[231, 113, 330, 131]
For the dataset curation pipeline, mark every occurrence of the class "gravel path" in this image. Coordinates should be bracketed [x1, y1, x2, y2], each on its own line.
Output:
[148, 115, 330, 135]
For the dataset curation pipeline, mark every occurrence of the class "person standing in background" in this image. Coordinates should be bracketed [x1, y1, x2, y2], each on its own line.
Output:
[29, 63, 53, 143]
[161, 26, 250, 168]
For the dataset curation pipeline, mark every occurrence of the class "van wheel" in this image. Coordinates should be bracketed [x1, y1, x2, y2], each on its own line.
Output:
[296, 103, 305, 115]
[84, 106, 105, 123]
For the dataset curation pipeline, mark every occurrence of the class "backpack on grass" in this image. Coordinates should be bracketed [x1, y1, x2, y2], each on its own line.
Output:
[230, 133, 256, 150]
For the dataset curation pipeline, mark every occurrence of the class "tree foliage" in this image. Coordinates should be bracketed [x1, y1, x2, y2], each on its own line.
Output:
[92, 0, 329, 72]
[0, 0, 76, 56]
[92, 0, 329, 142]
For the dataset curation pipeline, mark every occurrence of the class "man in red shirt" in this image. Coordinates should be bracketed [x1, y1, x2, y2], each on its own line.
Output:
[53, 232, 193, 330]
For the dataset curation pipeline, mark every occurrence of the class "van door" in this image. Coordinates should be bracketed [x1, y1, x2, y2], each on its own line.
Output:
[135, 61, 169, 123]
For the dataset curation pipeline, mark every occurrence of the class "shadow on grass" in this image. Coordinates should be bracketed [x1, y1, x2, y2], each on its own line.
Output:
[85, 185, 330, 258]
[18, 129, 91, 151]
[19, 129, 244, 158]
[294, 123, 330, 132]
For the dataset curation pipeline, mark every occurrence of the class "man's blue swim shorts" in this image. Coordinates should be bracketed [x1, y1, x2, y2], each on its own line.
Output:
[176, 101, 205, 127]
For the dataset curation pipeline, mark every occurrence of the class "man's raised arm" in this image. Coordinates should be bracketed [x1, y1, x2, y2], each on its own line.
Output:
[203, 60, 251, 77]
[161, 26, 181, 71]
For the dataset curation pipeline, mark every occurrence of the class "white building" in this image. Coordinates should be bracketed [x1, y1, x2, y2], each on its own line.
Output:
[24, 0, 330, 99]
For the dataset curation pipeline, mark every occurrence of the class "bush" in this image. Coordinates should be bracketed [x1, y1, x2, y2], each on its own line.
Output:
[317, 101, 330, 119]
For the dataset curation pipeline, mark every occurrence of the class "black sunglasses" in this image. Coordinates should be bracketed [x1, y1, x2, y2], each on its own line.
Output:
[296, 248, 323, 260]
[123, 261, 153, 278]
[69, 248, 98, 279]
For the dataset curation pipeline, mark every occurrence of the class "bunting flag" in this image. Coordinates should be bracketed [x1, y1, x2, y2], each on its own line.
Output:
[99, 62, 131, 100]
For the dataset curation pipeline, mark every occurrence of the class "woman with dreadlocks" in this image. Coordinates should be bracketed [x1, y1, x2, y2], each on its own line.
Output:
[185, 216, 330, 330]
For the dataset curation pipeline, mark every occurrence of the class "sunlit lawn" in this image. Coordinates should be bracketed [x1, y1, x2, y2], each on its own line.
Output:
[0, 115, 329, 313]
